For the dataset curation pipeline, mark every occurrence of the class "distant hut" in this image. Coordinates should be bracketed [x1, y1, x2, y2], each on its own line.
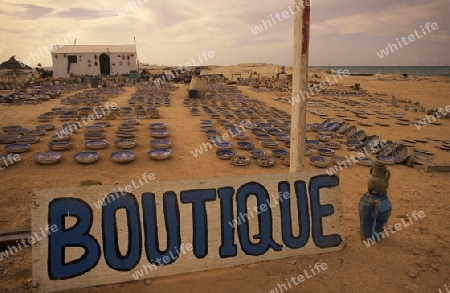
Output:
[0, 56, 32, 70]
[0, 56, 33, 88]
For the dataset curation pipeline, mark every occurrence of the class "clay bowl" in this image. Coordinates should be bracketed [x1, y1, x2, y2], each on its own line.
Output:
[272, 148, 290, 157]
[325, 142, 341, 150]
[231, 155, 251, 166]
[310, 156, 330, 168]
[356, 157, 374, 166]
[148, 148, 172, 160]
[207, 136, 222, 143]
[248, 149, 266, 159]
[16, 136, 40, 144]
[216, 149, 234, 160]
[215, 142, 233, 150]
[115, 139, 138, 149]
[118, 125, 137, 132]
[116, 131, 136, 138]
[205, 129, 220, 136]
[150, 129, 169, 138]
[411, 152, 432, 161]
[36, 124, 55, 131]
[375, 155, 395, 165]
[33, 151, 62, 165]
[122, 119, 140, 125]
[4, 143, 30, 153]
[149, 123, 167, 130]
[344, 125, 357, 137]
[48, 141, 72, 151]
[317, 135, 332, 142]
[110, 150, 136, 163]
[276, 133, 290, 141]
[24, 130, 46, 136]
[73, 151, 100, 164]
[279, 155, 290, 166]
[352, 130, 366, 141]
[331, 156, 347, 165]
[2, 125, 23, 132]
[85, 132, 106, 140]
[200, 117, 214, 125]
[251, 127, 266, 135]
[256, 133, 272, 140]
[6, 127, 28, 135]
[234, 133, 249, 140]
[237, 141, 255, 150]
[110, 150, 136, 164]
[346, 139, 363, 147]
[306, 140, 321, 149]
[150, 139, 172, 148]
[58, 115, 71, 122]
[84, 140, 108, 150]
[413, 148, 433, 156]
[85, 125, 105, 132]
[51, 132, 73, 142]
[267, 128, 282, 136]
[261, 140, 279, 149]
[0, 134, 21, 144]
[256, 156, 276, 167]
[317, 148, 335, 156]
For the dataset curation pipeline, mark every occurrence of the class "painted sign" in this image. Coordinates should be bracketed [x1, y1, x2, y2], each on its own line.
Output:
[32, 172, 343, 291]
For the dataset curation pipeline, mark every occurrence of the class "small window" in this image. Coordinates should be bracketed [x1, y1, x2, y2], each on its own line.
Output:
[127, 61, 130, 66]
[94, 61, 98, 66]
[122, 56, 125, 60]
[94, 55, 98, 60]
[118, 55, 121, 57]
[127, 55, 130, 60]
[130, 54, 135, 56]
[54, 55, 58, 59]
[67, 55, 77, 63]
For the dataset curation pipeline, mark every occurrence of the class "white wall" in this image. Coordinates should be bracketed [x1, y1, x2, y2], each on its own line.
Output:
[52, 52, 137, 78]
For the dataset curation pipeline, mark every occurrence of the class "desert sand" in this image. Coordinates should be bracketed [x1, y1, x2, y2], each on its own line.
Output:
[0, 64, 449, 292]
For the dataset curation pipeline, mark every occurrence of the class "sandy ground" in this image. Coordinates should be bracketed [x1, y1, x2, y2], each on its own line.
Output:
[0, 66, 449, 292]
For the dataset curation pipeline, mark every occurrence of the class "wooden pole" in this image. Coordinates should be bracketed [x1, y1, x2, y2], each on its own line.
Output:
[290, 0, 310, 172]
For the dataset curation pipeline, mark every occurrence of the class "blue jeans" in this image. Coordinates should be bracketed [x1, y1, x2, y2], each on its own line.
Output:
[359, 192, 392, 239]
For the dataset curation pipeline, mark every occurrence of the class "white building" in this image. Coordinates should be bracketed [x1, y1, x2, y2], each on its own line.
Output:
[51, 45, 138, 78]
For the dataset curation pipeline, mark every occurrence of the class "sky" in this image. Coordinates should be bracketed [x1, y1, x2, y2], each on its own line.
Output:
[0, 0, 449, 67]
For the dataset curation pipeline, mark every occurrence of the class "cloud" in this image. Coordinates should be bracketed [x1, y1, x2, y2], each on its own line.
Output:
[312, 0, 448, 38]
[0, 0, 448, 66]
[54, 8, 115, 19]
[2, 4, 53, 19]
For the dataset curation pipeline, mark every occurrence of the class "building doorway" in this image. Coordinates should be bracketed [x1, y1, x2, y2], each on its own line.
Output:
[99, 53, 110, 75]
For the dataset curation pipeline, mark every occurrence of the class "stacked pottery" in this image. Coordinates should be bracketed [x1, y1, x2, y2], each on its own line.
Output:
[360, 163, 392, 240]
[368, 164, 391, 193]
